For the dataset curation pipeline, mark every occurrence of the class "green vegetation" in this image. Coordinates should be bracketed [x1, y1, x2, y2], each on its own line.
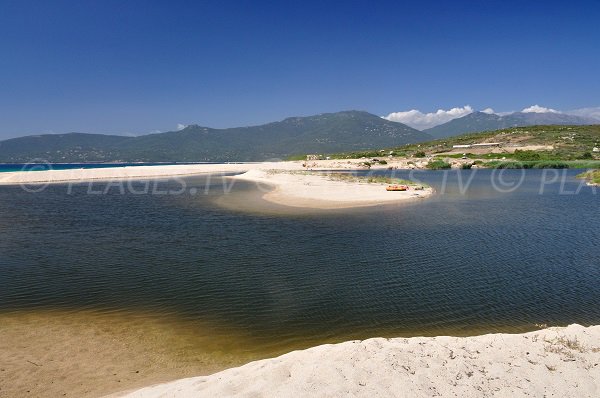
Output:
[331, 124, 600, 169]
[576, 170, 600, 185]
[266, 170, 428, 187]
[440, 150, 597, 161]
[326, 173, 426, 187]
[485, 160, 600, 169]
[324, 150, 394, 160]
[426, 159, 452, 169]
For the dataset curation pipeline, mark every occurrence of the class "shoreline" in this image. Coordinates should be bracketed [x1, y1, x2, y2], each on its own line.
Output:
[0, 161, 434, 209]
[113, 324, 600, 397]
[230, 169, 433, 209]
[0, 157, 466, 186]
[0, 163, 255, 185]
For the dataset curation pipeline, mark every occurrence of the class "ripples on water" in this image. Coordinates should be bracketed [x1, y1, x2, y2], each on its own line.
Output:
[0, 169, 599, 353]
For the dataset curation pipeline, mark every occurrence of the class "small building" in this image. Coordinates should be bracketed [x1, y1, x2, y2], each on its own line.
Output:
[306, 154, 323, 161]
[452, 143, 501, 149]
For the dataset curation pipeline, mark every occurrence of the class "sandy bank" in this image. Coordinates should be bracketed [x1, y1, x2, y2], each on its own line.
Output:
[114, 324, 600, 397]
[0, 163, 256, 185]
[0, 162, 433, 209]
[0, 157, 464, 186]
[0, 161, 360, 186]
[230, 169, 432, 209]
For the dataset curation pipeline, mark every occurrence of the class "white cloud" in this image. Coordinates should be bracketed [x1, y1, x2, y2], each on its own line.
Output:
[521, 105, 560, 114]
[383, 104, 600, 125]
[176, 123, 187, 131]
[383, 105, 474, 130]
[566, 106, 600, 121]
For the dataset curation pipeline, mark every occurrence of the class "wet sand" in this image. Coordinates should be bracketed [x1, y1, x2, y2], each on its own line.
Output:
[0, 310, 260, 398]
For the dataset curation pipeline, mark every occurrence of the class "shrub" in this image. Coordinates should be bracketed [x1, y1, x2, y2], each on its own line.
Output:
[414, 151, 426, 158]
[426, 159, 452, 170]
[513, 150, 541, 161]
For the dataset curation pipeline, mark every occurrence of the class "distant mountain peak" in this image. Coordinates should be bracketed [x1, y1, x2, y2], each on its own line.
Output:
[423, 110, 598, 139]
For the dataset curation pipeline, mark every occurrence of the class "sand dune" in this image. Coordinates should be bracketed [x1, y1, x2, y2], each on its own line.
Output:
[114, 324, 600, 397]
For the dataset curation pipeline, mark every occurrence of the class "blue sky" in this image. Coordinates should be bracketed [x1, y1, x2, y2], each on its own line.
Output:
[1, 0, 599, 138]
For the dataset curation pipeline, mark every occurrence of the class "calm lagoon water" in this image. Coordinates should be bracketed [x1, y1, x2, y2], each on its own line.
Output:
[0, 169, 599, 355]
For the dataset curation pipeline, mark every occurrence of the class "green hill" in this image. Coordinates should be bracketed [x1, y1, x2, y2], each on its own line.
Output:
[331, 124, 600, 162]
[0, 133, 130, 162]
[0, 111, 431, 162]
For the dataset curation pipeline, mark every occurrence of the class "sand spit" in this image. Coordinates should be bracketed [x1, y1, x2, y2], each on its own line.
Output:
[0, 161, 433, 209]
[231, 169, 432, 209]
[115, 324, 600, 398]
[0, 157, 463, 187]
[0, 163, 255, 185]
[0, 161, 361, 186]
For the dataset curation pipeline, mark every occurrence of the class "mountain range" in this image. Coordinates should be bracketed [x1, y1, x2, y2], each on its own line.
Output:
[3, 109, 600, 163]
[423, 111, 599, 139]
[0, 111, 430, 163]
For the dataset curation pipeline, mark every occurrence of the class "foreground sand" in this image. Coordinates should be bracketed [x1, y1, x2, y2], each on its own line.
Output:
[115, 324, 600, 397]
[231, 169, 432, 209]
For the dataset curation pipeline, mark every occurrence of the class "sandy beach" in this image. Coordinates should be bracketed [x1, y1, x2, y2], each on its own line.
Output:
[114, 324, 600, 398]
[231, 169, 432, 209]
